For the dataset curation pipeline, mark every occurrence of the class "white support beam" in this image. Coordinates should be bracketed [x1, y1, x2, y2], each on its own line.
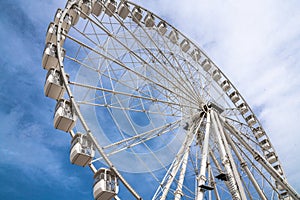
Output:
[209, 150, 234, 197]
[209, 151, 223, 172]
[209, 165, 221, 200]
[207, 162, 212, 200]
[174, 148, 190, 200]
[213, 111, 247, 200]
[159, 131, 193, 200]
[69, 129, 76, 137]
[211, 111, 242, 200]
[224, 127, 267, 200]
[160, 113, 205, 200]
[196, 111, 211, 200]
[88, 163, 97, 174]
[224, 120, 300, 200]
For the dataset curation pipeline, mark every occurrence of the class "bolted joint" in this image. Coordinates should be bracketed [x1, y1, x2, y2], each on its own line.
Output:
[198, 175, 207, 182]
[201, 103, 212, 113]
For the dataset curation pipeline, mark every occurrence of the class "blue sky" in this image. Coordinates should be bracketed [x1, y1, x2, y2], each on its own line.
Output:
[0, 1, 92, 199]
[1, 0, 300, 199]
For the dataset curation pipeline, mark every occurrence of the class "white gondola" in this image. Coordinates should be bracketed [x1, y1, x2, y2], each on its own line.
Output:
[92, 0, 103, 16]
[44, 68, 66, 100]
[245, 114, 256, 126]
[132, 6, 143, 24]
[54, 9, 72, 31]
[229, 91, 240, 103]
[63, 13, 73, 31]
[104, 0, 117, 17]
[253, 127, 265, 139]
[93, 168, 119, 200]
[237, 103, 248, 115]
[273, 164, 284, 175]
[259, 139, 271, 150]
[144, 12, 155, 28]
[279, 192, 289, 200]
[180, 39, 190, 53]
[201, 59, 212, 72]
[212, 69, 221, 81]
[66, 0, 81, 5]
[276, 181, 285, 191]
[70, 133, 95, 167]
[157, 21, 167, 36]
[54, 99, 77, 132]
[45, 22, 66, 46]
[265, 151, 277, 164]
[191, 49, 201, 61]
[209, 102, 224, 113]
[220, 80, 231, 92]
[67, 4, 80, 25]
[80, 0, 93, 19]
[42, 43, 66, 71]
[117, 1, 130, 19]
[169, 29, 178, 44]
[54, 8, 62, 25]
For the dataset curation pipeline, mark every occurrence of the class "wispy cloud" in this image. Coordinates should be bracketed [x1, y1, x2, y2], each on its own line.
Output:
[1, 0, 299, 198]
[135, 0, 300, 190]
[0, 0, 87, 195]
[0, 103, 82, 189]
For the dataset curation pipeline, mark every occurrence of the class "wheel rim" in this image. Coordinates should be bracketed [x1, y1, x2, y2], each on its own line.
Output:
[46, 0, 300, 199]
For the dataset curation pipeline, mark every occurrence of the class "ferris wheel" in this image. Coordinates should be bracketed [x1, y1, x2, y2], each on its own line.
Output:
[42, 0, 300, 199]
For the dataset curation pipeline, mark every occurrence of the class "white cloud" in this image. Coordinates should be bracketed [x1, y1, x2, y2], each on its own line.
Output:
[0, 0, 90, 197]
[135, 0, 300, 191]
[18, 0, 65, 26]
[0, 106, 81, 190]
[6, 0, 297, 195]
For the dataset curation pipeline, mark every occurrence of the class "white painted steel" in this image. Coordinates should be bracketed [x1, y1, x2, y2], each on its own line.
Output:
[80, 0, 92, 19]
[174, 148, 190, 200]
[43, 0, 300, 199]
[117, 2, 129, 19]
[132, 6, 142, 23]
[92, 0, 103, 16]
[104, 0, 117, 17]
[223, 129, 268, 200]
[213, 111, 247, 200]
[93, 168, 118, 200]
[44, 68, 66, 100]
[196, 111, 211, 200]
[160, 118, 204, 200]
[144, 12, 155, 28]
[211, 111, 244, 200]
[42, 43, 65, 70]
[70, 133, 95, 167]
[53, 99, 77, 132]
[157, 21, 167, 36]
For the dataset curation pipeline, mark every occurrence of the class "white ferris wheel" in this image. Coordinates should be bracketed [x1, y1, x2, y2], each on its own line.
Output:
[42, 0, 300, 199]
